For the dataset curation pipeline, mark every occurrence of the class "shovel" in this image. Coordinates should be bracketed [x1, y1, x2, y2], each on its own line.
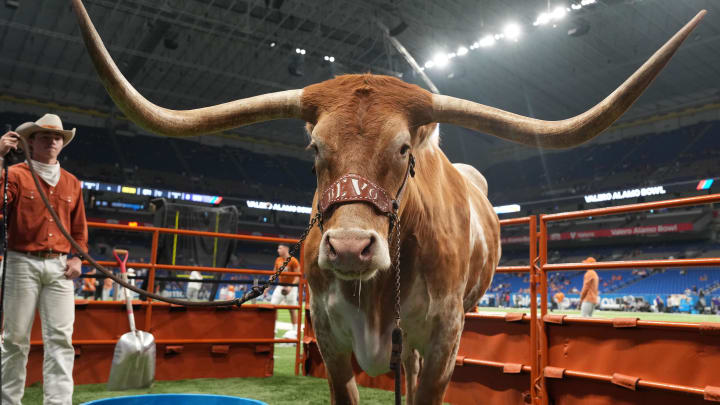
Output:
[107, 248, 156, 390]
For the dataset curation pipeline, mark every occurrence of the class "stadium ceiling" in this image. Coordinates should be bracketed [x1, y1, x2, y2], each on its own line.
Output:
[0, 0, 719, 169]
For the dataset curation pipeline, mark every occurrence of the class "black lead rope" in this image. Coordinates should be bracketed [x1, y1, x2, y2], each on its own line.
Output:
[389, 155, 414, 405]
[389, 209, 403, 405]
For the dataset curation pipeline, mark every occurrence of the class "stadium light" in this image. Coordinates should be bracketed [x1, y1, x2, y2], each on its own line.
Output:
[479, 35, 495, 47]
[503, 23, 521, 41]
[433, 53, 449, 68]
[552, 6, 567, 20]
[417, 0, 598, 71]
[534, 12, 551, 26]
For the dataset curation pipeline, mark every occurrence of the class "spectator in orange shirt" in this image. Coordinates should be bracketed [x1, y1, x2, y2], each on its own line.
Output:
[0, 114, 88, 405]
[270, 243, 301, 329]
[580, 257, 600, 317]
[553, 291, 566, 310]
[81, 268, 97, 299]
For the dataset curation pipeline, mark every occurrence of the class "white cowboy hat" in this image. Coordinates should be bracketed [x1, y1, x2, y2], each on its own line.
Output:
[15, 113, 76, 146]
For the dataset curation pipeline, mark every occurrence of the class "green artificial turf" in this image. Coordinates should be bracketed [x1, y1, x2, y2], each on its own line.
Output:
[22, 345, 394, 405]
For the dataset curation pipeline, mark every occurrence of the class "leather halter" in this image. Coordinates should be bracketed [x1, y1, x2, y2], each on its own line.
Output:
[317, 154, 415, 231]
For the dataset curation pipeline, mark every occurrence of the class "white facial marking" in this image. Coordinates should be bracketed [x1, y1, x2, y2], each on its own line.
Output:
[326, 281, 391, 376]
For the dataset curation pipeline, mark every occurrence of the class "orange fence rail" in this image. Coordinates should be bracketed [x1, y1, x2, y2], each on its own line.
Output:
[17, 193, 720, 399]
[536, 193, 720, 405]
[70, 221, 306, 377]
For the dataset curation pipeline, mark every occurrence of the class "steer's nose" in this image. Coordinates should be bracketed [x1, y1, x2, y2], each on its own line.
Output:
[325, 232, 375, 265]
[318, 228, 391, 279]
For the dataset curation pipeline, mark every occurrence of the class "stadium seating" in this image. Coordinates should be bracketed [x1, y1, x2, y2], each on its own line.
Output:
[484, 120, 720, 204]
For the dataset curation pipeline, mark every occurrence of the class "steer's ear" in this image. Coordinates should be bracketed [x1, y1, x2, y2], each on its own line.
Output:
[412, 122, 439, 150]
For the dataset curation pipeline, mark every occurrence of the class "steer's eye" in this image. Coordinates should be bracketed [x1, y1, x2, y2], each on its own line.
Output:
[400, 144, 410, 156]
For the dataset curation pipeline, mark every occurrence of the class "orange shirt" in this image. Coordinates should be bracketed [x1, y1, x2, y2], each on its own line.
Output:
[580, 270, 599, 304]
[274, 256, 300, 285]
[82, 276, 96, 292]
[1, 163, 88, 254]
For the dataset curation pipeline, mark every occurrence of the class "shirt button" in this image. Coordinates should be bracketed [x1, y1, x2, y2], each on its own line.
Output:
[49, 233, 53, 237]
[49, 218, 54, 222]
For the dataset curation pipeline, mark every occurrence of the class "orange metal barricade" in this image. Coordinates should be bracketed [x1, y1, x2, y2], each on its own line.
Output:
[24, 221, 306, 385]
[536, 193, 720, 405]
[20, 193, 720, 399]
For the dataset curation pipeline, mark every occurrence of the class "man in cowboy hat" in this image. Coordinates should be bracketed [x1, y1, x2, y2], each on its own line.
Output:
[580, 257, 600, 317]
[0, 113, 88, 405]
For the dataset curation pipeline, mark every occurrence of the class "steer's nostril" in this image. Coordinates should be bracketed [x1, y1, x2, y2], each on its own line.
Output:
[360, 235, 374, 258]
[326, 237, 337, 257]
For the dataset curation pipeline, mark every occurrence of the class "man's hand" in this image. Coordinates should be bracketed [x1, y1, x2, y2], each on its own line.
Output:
[64, 256, 83, 279]
[0, 131, 19, 157]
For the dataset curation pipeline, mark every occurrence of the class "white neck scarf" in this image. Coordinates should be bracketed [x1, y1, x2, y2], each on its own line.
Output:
[30, 160, 61, 187]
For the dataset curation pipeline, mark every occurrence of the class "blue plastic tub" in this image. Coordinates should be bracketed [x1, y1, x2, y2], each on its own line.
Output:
[81, 394, 267, 405]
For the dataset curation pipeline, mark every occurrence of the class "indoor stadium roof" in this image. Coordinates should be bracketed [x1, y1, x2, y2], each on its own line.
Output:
[0, 0, 718, 168]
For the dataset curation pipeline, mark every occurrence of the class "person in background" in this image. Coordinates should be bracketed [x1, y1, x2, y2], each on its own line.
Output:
[654, 295, 665, 313]
[553, 291, 566, 311]
[186, 269, 203, 301]
[580, 257, 600, 317]
[0, 114, 88, 405]
[102, 275, 113, 301]
[81, 268, 97, 300]
[93, 266, 105, 301]
[270, 243, 301, 329]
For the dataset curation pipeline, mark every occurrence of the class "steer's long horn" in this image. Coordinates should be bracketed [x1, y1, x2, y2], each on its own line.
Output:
[432, 10, 706, 149]
[72, 0, 303, 137]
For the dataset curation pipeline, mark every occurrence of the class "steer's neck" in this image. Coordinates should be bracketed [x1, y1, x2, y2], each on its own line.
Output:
[399, 145, 457, 237]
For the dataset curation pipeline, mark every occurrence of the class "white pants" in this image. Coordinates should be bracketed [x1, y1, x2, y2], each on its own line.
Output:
[187, 286, 200, 301]
[1, 251, 75, 405]
[581, 301, 596, 317]
[270, 286, 298, 305]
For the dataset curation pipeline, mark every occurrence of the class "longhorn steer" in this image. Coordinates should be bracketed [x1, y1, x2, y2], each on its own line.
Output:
[71, 1, 705, 402]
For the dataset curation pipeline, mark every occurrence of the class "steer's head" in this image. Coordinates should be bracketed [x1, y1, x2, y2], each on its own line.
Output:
[302, 76, 434, 280]
[71, 0, 704, 280]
